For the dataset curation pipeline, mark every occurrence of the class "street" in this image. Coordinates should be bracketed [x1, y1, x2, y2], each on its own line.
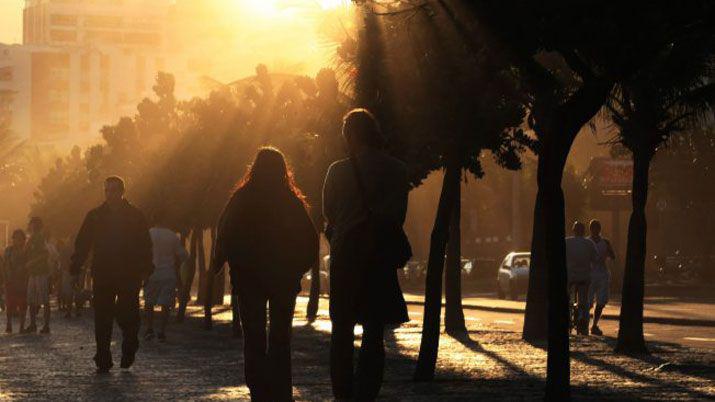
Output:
[0, 295, 712, 401]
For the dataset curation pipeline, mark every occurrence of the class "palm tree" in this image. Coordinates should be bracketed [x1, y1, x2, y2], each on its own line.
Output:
[606, 31, 715, 354]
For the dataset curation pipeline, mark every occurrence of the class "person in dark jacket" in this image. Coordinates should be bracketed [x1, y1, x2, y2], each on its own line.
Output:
[213, 147, 318, 402]
[70, 176, 153, 373]
[323, 108, 410, 401]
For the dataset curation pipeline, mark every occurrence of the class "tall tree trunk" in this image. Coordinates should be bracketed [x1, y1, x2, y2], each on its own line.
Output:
[211, 227, 225, 305]
[616, 151, 652, 354]
[204, 228, 216, 330]
[177, 229, 198, 322]
[197, 230, 207, 304]
[306, 254, 320, 323]
[414, 158, 461, 381]
[539, 151, 571, 402]
[523, 190, 548, 341]
[445, 180, 466, 335]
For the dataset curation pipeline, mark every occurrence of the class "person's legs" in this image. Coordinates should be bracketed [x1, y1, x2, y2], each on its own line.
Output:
[238, 287, 269, 401]
[355, 321, 385, 400]
[330, 319, 355, 399]
[144, 303, 155, 339]
[591, 274, 608, 334]
[5, 300, 13, 332]
[116, 280, 141, 368]
[576, 280, 590, 334]
[92, 280, 116, 370]
[267, 291, 297, 402]
[41, 281, 50, 331]
[28, 305, 38, 331]
[158, 305, 169, 340]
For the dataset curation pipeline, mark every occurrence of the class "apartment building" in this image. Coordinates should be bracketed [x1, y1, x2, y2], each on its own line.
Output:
[0, 0, 170, 143]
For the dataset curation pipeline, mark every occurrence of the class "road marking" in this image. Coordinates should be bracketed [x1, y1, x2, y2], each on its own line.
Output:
[683, 337, 715, 342]
[465, 317, 482, 321]
[494, 319, 515, 325]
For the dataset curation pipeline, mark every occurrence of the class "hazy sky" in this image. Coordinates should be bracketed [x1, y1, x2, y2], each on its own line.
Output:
[0, 1, 23, 44]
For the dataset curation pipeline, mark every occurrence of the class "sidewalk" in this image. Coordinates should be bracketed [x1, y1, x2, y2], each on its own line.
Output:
[0, 298, 713, 400]
[401, 293, 715, 327]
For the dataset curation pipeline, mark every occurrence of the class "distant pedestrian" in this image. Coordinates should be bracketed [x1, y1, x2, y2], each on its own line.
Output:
[25, 217, 51, 334]
[323, 108, 411, 400]
[143, 218, 188, 342]
[588, 219, 616, 336]
[565, 221, 599, 335]
[214, 147, 318, 401]
[3, 229, 28, 333]
[70, 176, 153, 373]
[56, 239, 79, 318]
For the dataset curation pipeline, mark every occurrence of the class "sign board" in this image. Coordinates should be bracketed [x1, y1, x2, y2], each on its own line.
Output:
[586, 157, 633, 210]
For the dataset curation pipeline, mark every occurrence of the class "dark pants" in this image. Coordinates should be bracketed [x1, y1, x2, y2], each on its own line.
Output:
[237, 283, 297, 402]
[330, 319, 385, 401]
[569, 278, 591, 330]
[92, 278, 141, 367]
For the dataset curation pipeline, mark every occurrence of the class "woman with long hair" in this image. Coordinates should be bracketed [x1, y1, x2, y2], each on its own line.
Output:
[213, 146, 318, 402]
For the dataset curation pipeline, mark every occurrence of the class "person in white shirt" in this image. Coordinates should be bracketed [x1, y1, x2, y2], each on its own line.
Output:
[143, 220, 188, 342]
[565, 221, 599, 335]
[588, 219, 616, 336]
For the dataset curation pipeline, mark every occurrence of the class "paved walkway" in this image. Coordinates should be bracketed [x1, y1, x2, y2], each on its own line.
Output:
[0, 298, 713, 401]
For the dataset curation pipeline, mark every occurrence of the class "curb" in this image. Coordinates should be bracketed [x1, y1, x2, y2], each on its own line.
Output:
[403, 300, 715, 328]
[302, 294, 715, 328]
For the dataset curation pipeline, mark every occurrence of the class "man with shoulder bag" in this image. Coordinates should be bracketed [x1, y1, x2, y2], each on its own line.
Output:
[323, 108, 411, 401]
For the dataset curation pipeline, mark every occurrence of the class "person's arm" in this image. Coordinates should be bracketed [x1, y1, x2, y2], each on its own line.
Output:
[135, 211, 154, 279]
[213, 193, 239, 274]
[70, 211, 95, 276]
[322, 163, 337, 236]
[294, 201, 319, 276]
[173, 233, 188, 287]
[605, 239, 616, 260]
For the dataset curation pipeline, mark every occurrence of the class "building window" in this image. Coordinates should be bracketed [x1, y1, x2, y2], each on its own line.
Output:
[85, 15, 123, 29]
[123, 32, 161, 46]
[50, 14, 77, 27]
[0, 66, 12, 81]
[50, 29, 77, 42]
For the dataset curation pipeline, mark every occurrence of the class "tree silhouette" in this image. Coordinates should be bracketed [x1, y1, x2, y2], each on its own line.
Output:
[605, 29, 715, 355]
[453, 0, 714, 398]
[349, 2, 527, 380]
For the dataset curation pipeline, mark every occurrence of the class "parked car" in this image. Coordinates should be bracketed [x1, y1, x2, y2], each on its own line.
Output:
[496, 251, 531, 300]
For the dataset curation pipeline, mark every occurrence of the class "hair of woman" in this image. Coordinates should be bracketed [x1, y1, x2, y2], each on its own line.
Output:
[235, 146, 307, 207]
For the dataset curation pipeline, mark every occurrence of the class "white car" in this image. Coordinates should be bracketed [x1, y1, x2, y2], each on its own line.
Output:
[496, 251, 531, 300]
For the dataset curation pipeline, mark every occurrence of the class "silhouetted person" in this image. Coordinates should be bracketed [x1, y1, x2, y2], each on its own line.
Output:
[144, 217, 188, 342]
[25, 217, 51, 334]
[323, 109, 410, 400]
[214, 147, 318, 402]
[565, 221, 598, 335]
[3, 229, 28, 333]
[588, 219, 615, 336]
[70, 176, 153, 373]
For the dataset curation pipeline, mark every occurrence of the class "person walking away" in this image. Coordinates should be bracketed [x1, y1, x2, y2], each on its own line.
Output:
[565, 221, 599, 335]
[3, 230, 29, 333]
[25, 217, 51, 334]
[143, 217, 188, 342]
[56, 239, 77, 318]
[213, 147, 318, 402]
[588, 219, 616, 335]
[323, 109, 411, 400]
[70, 176, 153, 373]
